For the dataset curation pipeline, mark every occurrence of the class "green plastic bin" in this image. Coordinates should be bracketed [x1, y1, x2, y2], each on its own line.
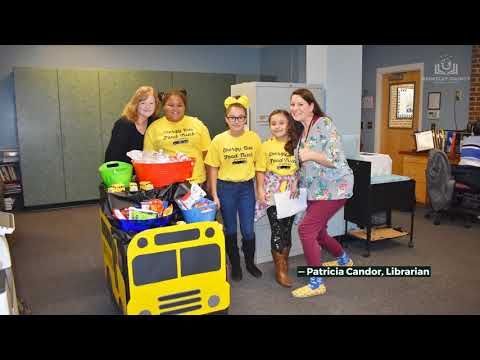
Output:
[99, 161, 133, 187]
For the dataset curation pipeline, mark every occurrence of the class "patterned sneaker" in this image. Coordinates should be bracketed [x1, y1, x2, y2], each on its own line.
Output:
[292, 277, 327, 298]
[322, 252, 354, 267]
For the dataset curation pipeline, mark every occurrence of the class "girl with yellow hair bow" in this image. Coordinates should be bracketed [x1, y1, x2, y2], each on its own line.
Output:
[204, 95, 263, 281]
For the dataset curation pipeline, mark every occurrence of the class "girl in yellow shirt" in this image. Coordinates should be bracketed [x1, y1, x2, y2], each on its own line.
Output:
[204, 95, 262, 281]
[143, 89, 211, 185]
[255, 109, 300, 288]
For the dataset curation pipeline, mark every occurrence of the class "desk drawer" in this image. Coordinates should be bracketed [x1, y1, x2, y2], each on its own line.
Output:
[414, 180, 427, 204]
[372, 180, 416, 212]
[403, 166, 426, 182]
[403, 155, 429, 166]
[403, 158, 427, 181]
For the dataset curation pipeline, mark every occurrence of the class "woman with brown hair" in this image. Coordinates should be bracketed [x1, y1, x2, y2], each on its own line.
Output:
[290, 88, 354, 298]
[105, 86, 160, 164]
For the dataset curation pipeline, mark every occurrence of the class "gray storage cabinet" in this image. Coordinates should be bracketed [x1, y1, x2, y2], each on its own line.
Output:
[98, 70, 172, 154]
[14, 68, 67, 206]
[14, 67, 241, 206]
[172, 72, 235, 138]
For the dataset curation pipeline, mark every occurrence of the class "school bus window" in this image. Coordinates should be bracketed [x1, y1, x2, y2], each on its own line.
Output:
[132, 250, 177, 286]
[181, 244, 221, 277]
[155, 228, 200, 246]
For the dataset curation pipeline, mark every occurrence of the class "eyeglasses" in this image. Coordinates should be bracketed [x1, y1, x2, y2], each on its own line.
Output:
[226, 116, 247, 122]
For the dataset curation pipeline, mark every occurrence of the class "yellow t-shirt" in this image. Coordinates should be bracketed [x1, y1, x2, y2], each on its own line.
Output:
[205, 130, 261, 182]
[255, 137, 298, 176]
[143, 115, 211, 183]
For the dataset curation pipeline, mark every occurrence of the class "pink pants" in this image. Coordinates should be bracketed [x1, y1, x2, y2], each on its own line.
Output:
[298, 199, 347, 266]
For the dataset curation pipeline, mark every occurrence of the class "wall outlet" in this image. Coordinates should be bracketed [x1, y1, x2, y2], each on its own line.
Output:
[428, 110, 440, 119]
[455, 90, 462, 101]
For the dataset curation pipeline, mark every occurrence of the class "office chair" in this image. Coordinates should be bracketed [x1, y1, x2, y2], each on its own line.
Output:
[425, 149, 455, 225]
[451, 165, 480, 226]
[426, 149, 480, 227]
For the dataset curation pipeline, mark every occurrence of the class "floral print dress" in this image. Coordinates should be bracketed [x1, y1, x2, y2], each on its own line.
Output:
[254, 172, 298, 222]
[295, 116, 354, 201]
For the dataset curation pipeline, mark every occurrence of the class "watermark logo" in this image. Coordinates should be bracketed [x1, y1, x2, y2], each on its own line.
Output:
[424, 54, 469, 83]
[435, 55, 458, 75]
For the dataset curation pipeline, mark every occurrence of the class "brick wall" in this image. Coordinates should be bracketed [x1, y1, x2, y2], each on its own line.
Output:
[469, 45, 480, 123]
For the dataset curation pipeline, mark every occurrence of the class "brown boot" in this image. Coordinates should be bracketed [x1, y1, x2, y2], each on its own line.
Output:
[271, 250, 293, 288]
[281, 246, 293, 286]
[282, 246, 291, 268]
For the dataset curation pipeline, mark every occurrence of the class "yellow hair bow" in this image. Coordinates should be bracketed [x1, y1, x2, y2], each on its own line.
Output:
[224, 95, 250, 109]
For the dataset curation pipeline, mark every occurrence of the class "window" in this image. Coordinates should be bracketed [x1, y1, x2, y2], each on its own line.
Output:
[389, 83, 415, 128]
[132, 250, 177, 286]
[181, 244, 221, 276]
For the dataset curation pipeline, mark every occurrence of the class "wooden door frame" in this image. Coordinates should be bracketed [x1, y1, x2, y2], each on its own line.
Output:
[374, 63, 424, 152]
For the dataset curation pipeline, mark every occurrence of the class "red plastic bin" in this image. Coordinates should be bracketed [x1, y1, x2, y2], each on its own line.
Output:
[132, 160, 194, 188]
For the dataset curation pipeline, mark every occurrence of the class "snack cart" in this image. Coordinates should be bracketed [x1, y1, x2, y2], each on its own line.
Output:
[99, 158, 230, 315]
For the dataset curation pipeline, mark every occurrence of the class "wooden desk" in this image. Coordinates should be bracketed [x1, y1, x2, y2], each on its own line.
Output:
[399, 151, 459, 204]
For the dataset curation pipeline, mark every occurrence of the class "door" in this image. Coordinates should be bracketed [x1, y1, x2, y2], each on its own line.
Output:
[172, 72, 236, 138]
[14, 68, 67, 206]
[380, 70, 421, 175]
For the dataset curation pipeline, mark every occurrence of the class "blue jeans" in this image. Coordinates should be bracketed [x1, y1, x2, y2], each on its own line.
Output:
[217, 179, 255, 241]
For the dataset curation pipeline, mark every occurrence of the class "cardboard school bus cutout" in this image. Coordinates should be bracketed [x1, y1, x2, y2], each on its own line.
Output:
[100, 209, 230, 315]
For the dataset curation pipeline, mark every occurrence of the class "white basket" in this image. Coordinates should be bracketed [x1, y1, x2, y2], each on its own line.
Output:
[0, 212, 15, 235]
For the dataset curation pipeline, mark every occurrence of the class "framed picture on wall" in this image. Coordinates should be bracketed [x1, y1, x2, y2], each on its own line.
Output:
[428, 92, 441, 110]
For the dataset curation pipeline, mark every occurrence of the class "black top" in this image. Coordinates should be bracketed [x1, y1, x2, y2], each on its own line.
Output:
[104, 116, 155, 164]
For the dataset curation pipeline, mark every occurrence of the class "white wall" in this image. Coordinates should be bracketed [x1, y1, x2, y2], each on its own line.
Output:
[306, 46, 327, 90]
[260, 45, 306, 82]
[306, 45, 363, 237]
[306, 45, 362, 137]
[0, 45, 262, 148]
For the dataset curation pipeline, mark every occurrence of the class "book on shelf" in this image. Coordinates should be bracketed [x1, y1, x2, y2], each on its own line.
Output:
[0, 166, 10, 182]
[7, 166, 17, 181]
[0, 165, 19, 183]
[4, 183, 21, 190]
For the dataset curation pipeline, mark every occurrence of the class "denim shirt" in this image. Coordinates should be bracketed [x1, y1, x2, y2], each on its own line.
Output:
[295, 116, 354, 201]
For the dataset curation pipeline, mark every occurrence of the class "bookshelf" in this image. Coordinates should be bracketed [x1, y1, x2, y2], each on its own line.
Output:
[0, 149, 23, 211]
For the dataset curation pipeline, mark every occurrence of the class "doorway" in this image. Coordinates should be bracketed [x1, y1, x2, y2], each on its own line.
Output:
[375, 63, 424, 175]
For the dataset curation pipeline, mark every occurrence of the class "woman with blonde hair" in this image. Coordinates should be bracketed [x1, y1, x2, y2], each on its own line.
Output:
[105, 86, 160, 164]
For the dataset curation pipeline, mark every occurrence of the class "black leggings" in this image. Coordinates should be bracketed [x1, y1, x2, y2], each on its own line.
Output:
[266, 206, 294, 252]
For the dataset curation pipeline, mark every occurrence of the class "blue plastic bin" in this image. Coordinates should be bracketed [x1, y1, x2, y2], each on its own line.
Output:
[117, 214, 174, 233]
[181, 198, 217, 223]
